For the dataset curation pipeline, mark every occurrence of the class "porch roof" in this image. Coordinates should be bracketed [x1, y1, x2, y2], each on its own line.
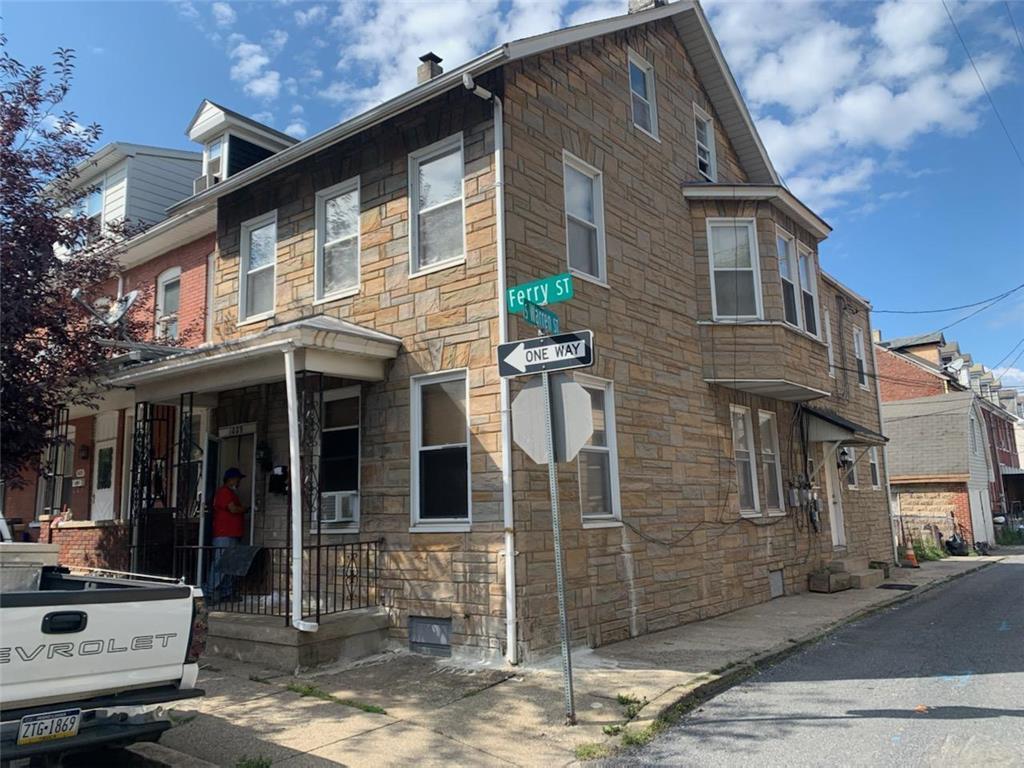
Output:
[803, 405, 888, 446]
[105, 316, 401, 400]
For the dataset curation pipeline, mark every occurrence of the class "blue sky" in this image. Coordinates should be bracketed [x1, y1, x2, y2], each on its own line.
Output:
[7, 0, 1024, 384]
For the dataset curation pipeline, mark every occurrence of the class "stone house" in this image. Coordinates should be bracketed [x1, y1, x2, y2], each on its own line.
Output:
[13, 0, 896, 664]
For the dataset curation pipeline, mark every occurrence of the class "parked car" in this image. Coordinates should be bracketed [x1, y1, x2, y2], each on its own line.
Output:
[0, 541, 206, 765]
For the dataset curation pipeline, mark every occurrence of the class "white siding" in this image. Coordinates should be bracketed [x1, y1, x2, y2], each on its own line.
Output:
[97, 160, 128, 225]
[188, 102, 225, 142]
[966, 401, 995, 543]
[125, 153, 201, 225]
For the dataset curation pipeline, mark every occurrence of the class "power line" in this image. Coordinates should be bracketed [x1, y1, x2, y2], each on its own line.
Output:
[872, 281, 1024, 314]
[1006, 1, 1024, 59]
[990, 335, 1024, 373]
[942, 0, 1024, 167]
[993, 345, 1024, 387]
[936, 285, 1021, 332]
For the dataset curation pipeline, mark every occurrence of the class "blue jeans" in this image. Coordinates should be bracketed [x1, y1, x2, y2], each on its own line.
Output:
[206, 536, 240, 601]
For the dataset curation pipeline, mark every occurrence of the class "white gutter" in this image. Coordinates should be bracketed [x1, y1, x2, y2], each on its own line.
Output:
[284, 346, 318, 633]
[493, 96, 518, 666]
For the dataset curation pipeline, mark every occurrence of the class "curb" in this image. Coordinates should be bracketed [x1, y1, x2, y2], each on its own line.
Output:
[125, 742, 219, 768]
[615, 558, 1002, 749]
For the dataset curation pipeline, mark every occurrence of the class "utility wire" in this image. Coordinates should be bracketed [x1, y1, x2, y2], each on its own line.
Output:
[1006, 1, 1024, 58]
[993, 345, 1024, 387]
[942, 0, 1024, 167]
[936, 285, 1021, 332]
[872, 281, 1024, 314]
[990, 335, 1024, 373]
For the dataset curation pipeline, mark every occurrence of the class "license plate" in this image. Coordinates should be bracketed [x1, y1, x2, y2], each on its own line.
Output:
[17, 708, 81, 746]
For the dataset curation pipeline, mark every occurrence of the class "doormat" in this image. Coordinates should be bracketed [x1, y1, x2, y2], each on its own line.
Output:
[877, 583, 916, 591]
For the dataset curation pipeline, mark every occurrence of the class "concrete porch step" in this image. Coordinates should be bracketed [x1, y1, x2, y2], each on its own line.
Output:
[829, 557, 870, 573]
[849, 569, 885, 589]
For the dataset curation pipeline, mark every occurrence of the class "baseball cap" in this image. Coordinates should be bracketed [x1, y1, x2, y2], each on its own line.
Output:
[223, 467, 246, 481]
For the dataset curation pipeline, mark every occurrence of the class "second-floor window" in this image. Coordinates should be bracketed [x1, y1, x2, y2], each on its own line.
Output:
[799, 246, 819, 336]
[869, 447, 881, 489]
[708, 219, 761, 320]
[846, 448, 858, 489]
[776, 229, 799, 327]
[694, 104, 717, 181]
[239, 211, 277, 322]
[155, 267, 181, 340]
[409, 134, 464, 274]
[852, 326, 868, 388]
[628, 49, 658, 139]
[316, 178, 360, 300]
[824, 308, 836, 377]
[563, 152, 606, 283]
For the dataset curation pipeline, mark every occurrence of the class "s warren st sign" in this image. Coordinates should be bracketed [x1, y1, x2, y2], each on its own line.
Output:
[497, 331, 594, 378]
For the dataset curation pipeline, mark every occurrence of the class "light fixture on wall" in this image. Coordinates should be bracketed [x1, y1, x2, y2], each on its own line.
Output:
[837, 447, 853, 470]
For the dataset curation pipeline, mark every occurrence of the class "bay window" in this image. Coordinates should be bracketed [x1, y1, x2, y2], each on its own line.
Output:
[799, 246, 819, 336]
[776, 229, 800, 327]
[411, 371, 470, 528]
[708, 219, 761, 320]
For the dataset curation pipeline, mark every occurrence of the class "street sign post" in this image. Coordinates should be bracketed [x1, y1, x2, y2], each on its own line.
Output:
[497, 330, 593, 378]
[506, 273, 574, 313]
[521, 301, 560, 335]
[500, 330, 595, 725]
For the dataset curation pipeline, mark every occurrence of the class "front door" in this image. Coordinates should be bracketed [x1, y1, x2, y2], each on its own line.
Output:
[216, 426, 255, 543]
[91, 439, 117, 520]
[824, 444, 847, 548]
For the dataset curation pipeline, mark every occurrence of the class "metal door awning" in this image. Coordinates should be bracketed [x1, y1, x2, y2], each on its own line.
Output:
[803, 405, 887, 446]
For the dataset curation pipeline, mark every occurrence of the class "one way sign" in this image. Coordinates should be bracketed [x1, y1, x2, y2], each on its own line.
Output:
[497, 331, 594, 378]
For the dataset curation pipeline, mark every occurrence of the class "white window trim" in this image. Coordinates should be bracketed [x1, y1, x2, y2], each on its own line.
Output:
[155, 266, 182, 340]
[852, 326, 869, 390]
[707, 218, 764, 321]
[314, 385, 361, 533]
[693, 103, 718, 182]
[408, 133, 466, 277]
[410, 369, 472, 532]
[775, 226, 802, 329]
[824, 307, 836, 378]
[730, 404, 760, 516]
[562, 150, 608, 286]
[575, 374, 622, 526]
[758, 410, 786, 515]
[869, 446, 881, 490]
[203, 134, 228, 179]
[798, 244, 821, 338]
[846, 448, 858, 490]
[627, 48, 659, 141]
[314, 176, 361, 302]
[238, 210, 277, 325]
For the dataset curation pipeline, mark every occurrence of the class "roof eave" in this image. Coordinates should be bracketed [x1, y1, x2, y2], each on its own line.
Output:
[681, 183, 831, 239]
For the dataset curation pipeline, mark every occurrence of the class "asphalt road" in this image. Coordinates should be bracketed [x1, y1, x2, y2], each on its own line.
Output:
[607, 554, 1024, 768]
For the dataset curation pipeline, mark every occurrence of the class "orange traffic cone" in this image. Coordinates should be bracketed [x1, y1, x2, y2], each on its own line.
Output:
[904, 546, 919, 568]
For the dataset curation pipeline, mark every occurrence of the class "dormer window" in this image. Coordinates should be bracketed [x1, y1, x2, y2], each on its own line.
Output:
[84, 184, 103, 243]
[205, 137, 224, 178]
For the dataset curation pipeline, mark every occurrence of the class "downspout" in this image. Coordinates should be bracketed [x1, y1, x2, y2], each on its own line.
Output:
[283, 346, 318, 632]
[464, 73, 517, 665]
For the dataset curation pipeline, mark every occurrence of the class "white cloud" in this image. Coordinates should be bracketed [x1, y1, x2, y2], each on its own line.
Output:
[788, 158, 876, 212]
[230, 42, 270, 81]
[872, 0, 948, 80]
[294, 4, 327, 27]
[211, 1, 237, 27]
[266, 29, 288, 54]
[246, 71, 282, 100]
[566, 1, 621, 28]
[290, 104, 304, 115]
[993, 367, 1024, 387]
[251, 111, 275, 124]
[174, 1, 199, 20]
[285, 120, 308, 138]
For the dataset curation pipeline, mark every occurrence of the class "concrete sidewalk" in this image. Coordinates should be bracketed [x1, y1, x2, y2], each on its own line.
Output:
[160, 556, 1003, 767]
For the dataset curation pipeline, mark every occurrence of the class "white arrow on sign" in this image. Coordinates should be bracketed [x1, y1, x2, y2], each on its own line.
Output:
[502, 339, 587, 373]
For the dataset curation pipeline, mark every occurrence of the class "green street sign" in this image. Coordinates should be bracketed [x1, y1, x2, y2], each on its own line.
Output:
[506, 273, 573, 314]
[522, 301, 560, 335]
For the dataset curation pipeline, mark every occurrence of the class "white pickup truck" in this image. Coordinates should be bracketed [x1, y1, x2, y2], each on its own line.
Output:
[0, 543, 206, 764]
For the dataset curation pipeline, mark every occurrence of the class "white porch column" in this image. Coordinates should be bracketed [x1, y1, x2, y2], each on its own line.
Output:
[284, 346, 318, 632]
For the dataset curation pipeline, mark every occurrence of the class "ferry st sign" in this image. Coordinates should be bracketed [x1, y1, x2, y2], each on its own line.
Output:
[497, 331, 593, 378]
[506, 273, 574, 313]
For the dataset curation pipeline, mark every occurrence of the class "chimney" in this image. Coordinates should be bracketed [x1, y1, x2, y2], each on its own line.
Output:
[628, 0, 667, 13]
[417, 52, 443, 84]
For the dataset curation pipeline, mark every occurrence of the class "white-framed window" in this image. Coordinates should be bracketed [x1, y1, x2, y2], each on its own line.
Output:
[846, 448, 858, 489]
[730, 405, 759, 515]
[707, 218, 762, 320]
[318, 386, 360, 531]
[776, 228, 800, 328]
[868, 447, 881, 489]
[315, 177, 360, 300]
[83, 181, 104, 243]
[575, 375, 621, 524]
[155, 267, 182, 340]
[758, 410, 785, 513]
[824, 307, 836, 378]
[627, 49, 658, 139]
[563, 151, 607, 283]
[694, 103, 717, 181]
[205, 136, 225, 178]
[852, 326, 868, 389]
[411, 370, 470, 529]
[409, 133, 465, 274]
[798, 245, 819, 336]
[238, 211, 277, 322]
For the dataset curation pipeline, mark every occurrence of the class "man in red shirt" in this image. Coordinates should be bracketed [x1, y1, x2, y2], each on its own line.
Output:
[206, 468, 246, 602]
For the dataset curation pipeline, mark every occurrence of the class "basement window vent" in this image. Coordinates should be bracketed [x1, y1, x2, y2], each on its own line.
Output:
[769, 569, 785, 599]
[409, 616, 452, 657]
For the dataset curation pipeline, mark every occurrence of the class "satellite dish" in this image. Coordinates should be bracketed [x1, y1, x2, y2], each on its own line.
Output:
[71, 287, 139, 335]
[945, 357, 965, 373]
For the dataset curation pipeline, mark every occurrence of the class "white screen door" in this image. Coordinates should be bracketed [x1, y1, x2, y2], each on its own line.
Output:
[824, 444, 847, 548]
[92, 413, 119, 520]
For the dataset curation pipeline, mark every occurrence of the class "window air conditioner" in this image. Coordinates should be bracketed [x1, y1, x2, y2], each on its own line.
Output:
[193, 173, 220, 195]
[319, 491, 357, 524]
